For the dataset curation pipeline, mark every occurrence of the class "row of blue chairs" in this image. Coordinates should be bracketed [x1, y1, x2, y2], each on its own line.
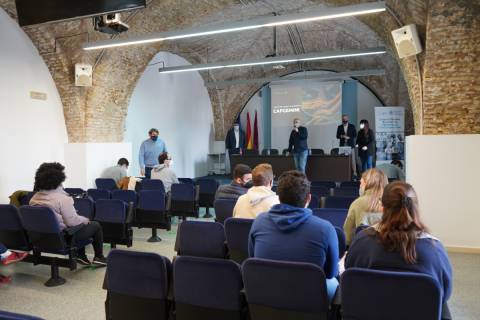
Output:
[273, 185, 359, 198]
[106, 249, 443, 320]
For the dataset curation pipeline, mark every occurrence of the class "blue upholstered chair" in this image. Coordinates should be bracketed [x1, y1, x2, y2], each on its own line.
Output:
[177, 221, 227, 259]
[308, 194, 320, 209]
[169, 183, 199, 220]
[19, 206, 92, 286]
[224, 218, 253, 264]
[242, 258, 330, 320]
[214, 198, 237, 224]
[174, 256, 245, 320]
[311, 181, 336, 189]
[87, 189, 111, 202]
[136, 190, 170, 242]
[95, 178, 118, 191]
[106, 250, 172, 320]
[312, 208, 348, 228]
[196, 178, 219, 218]
[310, 185, 330, 198]
[111, 190, 137, 206]
[95, 199, 133, 248]
[333, 187, 359, 197]
[340, 181, 360, 188]
[324, 196, 356, 209]
[178, 178, 195, 185]
[140, 179, 166, 193]
[0, 204, 31, 252]
[0, 310, 44, 320]
[341, 268, 443, 320]
[73, 197, 95, 220]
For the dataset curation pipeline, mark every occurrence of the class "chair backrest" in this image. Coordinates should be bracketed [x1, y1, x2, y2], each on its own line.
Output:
[324, 196, 356, 209]
[95, 178, 118, 191]
[333, 187, 359, 197]
[95, 199, 127, 223]
[242, 258, 329, 319]
[214, 198, 237, 224]
[197, 178, 219, 207]
[178, 178, 195, 185]
[64, 188, 85, 197]
[174, 256, 244, 319]
[341, 268, 442, 320]
[310, 185, 330, 198]
[340, 181, 360, 188]
[141, 179, 166, 193]
[0, 310, 44, 320]
[312, 208, 348, 228]
[334, 226, 346, 259]
[0, 204, 30, 251]
[19, 206, 66, 253]
[224, 217, 253, 264]
[107, 249, 171, 320]
[87, 189, 111, 201]
[308, 194, 319, 209]
[136, 190, 166, 211]
[20, 192, 36, 206]
[73, 197, 95, 220]
[282, 148, 289, 155]
[311, 181, 336, 189]
[311, 148, 324, 155]
[178, 221, 227, 258]
[111, 190, 137, 206]
[261, 148, 279, 155]
[330, 148, 339, 155]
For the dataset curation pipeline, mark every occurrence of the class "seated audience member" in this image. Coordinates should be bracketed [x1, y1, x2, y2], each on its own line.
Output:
[249, 170, 339, 301]
[29, 163, 107, 266]
[1, 242, 28, 285]
[344, 168, 388, 245]
[376, 160, 405, 181]
[151, 152, 179, 193]
[100, 158, 129, 185]
[233, 163, 279, 219]
[345, 181, 453, 317]
[215, 164, 252, 200]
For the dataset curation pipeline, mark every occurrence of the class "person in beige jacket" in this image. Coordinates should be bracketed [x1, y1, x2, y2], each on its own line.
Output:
[343, 168, 388, 245]
[233, 163, 279, 219]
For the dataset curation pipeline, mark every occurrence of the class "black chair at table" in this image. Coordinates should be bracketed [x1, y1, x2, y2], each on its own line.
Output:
[136, 190, 170, 242]
[244, 149, 258, 156]
[311, 148, 325, 155]
[95, 199, 133, 248]
[330, 148, 339, 155]
[224, 217, 253, 264]
[196, 178, 219, 218]
[261, 148, 279, 156]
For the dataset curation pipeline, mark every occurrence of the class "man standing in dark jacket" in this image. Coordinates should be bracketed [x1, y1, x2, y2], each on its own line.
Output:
[288, 118, 309, 173]
[336, 114, 356, 147]
[225, 122, 246, 156]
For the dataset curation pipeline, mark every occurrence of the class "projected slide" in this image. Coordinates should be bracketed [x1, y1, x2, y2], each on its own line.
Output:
[271, 81, 342, 152]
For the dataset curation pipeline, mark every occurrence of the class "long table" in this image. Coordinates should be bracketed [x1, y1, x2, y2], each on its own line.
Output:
[230, 154, 352, 182]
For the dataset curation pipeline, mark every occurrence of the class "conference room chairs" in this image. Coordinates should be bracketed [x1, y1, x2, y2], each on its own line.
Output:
[105, 250, 172, 320]
[281, 148, 289, 156]
[340, 181, 360, 188]
[310, 148, 325, 155]
[341, 268, 443, 320]
[177, 221, 228, 259]
[324, 196, 356, 209]
[87, 189, 111, 202]
[224, 217, 253, 264]
[95, 178, 118, 191]
[178, 178, 195, 185]
[214, 198, 237, 224]
[73, 197, 95, 220]
[242, 258, 330, 320]
[174, 256, 246, 320]
[136, 190, 170, 242]
[19, 206, 92, 287]
[196, 178, 219, 218]
[140, 179, 166, 193]
[333, 187, 359, 197]
[169, 183, 199, 220]
[19, 192, 36, 206]
[0, 204, 32, 253]
[310, 185, 330, 198]
[335, 226, 347, 259]
[313, 208, 348, 229]
[111, 190, 137, 207]
[0, 310, 44, 320]
[64, 187, 85, 197]
[330, 148, 339, 155]
[95, 199, 133, 248]
[311, 181, 336, 189]
[308, 194, 320, 209]
[261, 148, 279, 155]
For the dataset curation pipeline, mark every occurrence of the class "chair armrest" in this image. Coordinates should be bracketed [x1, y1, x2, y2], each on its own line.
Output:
[166, 193, 172, 211]
[126, 203, 134, 224]
[195, 185, 200, 202]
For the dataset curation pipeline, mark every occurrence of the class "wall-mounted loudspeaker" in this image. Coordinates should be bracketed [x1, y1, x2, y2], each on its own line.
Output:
[391, 24, 422, 58]
[75, 63, 93, 87]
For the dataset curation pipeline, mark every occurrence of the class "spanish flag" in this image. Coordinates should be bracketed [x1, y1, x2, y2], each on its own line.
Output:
[246, 112, 253, 150]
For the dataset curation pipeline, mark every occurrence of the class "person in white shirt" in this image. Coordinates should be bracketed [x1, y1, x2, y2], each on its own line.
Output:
[233, 163, 279, 219]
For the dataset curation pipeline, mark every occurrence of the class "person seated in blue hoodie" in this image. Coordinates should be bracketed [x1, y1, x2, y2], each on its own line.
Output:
[248, 170, 339, 302]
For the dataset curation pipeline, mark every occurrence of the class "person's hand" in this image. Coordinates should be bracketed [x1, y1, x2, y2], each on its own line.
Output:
[362, 146, 368, 151]
[141, 168, 145, 176]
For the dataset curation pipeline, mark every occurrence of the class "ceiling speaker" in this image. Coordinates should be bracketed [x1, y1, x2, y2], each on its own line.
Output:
[75, 63, 92, 87]
[391, 24, 422, 58]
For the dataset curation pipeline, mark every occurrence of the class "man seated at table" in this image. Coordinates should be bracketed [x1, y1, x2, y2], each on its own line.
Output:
[233, 163, 279, 219]
[215, 164, 252, 200]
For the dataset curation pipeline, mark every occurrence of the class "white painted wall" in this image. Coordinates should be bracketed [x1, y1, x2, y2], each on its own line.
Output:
[64, 143, 132, 189]
[0, 9, 68, 202]
[406, 135, 480, 249]
[124, 52, 214, 178]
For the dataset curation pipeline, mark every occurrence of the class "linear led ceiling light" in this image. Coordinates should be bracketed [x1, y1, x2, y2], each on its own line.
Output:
[83, 1, 385, 50]
[157, 47, 386, 74]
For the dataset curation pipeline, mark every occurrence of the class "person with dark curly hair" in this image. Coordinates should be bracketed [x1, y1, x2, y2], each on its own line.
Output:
[30, 162, 107, 266]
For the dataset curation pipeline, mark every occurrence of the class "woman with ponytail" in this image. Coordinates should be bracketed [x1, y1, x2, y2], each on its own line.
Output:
[345, 181, 453, 314]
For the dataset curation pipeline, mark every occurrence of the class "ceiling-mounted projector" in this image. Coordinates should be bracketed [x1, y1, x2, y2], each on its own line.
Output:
[94, 13, 129, 35]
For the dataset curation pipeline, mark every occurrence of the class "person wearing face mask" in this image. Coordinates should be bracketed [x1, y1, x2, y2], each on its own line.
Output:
[215, 164, 252, 200]
[248, 170, 339, 303]
[225, 122, 246, 156]
[139, 128, 167, 179]
[288, 118, 309, 173]
[151, 152, 179, 193]
[356, 119, 375, 172]
[343, 168, 388, 245]
[336, 114, 358, 177]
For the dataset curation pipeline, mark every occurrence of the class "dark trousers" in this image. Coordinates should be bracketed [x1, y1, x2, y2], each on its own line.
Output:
[74, 221, 104, 257]
[145, 167, 153, 179]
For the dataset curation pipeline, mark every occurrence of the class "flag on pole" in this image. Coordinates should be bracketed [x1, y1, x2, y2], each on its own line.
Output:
[246, 112, 253, 150]
[253, 110, 259, 151]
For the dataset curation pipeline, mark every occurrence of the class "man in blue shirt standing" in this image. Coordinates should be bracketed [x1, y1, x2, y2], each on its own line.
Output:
[288, 118, 309, 173]
[139, 128, 167, 178]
